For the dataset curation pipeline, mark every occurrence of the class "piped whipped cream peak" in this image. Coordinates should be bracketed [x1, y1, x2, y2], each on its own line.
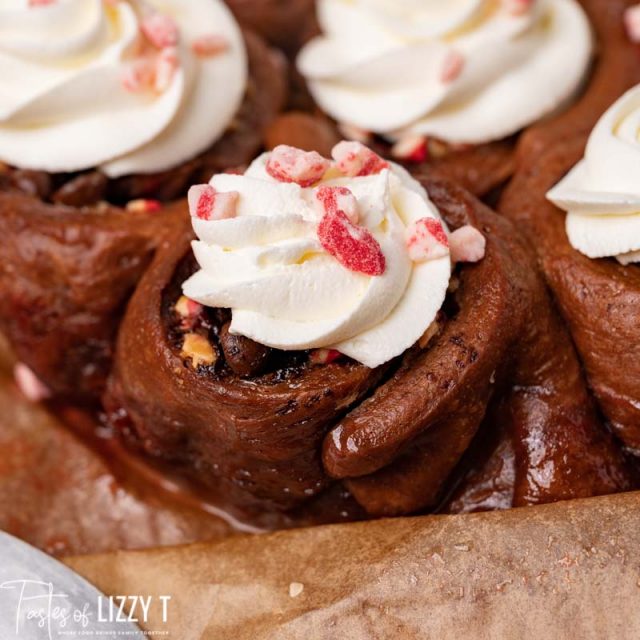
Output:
[0, 0, 247, 176]
[547, 85, 640, 265]
[297, 0, 592, 145]
[183, 143, 486, 368]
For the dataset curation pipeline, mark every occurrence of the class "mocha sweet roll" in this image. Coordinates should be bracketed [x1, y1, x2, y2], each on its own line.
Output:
[104, 143, 632, 520]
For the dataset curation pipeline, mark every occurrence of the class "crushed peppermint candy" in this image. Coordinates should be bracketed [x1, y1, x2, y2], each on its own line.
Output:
[315, 186, 360, 224]
[154, 46, 179, 92]
[309, 349, 342, 365]
[188, 184, 239, 221]
[405, 218, 450, 262]
[331, 141, 389, 177]
[449, 225, 486, 263]
[391, 135, 428, 163]
[141, 12, 179, 49]
[121, 57, 156, 92]
[440, 50, 465, 84]
[28, 0, 56, 6]
[14, 363, 51, 402]
[266, 145, 330, 187]
[502, 0, 535, 16]
[192, 34, 229, 57]
[126, 198, 162, 213]
[337, 122, 372, 144]
[624, 5, 640, 43]
[318, 209, 386, 276]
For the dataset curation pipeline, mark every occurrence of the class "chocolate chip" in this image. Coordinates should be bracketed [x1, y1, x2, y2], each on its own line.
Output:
[220, 322, 271, 377]
[12, 170, 52, 199]
[52, 171, 108, 207]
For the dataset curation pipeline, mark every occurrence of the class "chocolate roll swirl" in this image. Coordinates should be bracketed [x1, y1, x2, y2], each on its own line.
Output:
[104, 176, 631, 521]
[0, 29, 286, 401]
[499, 0, 640, 450]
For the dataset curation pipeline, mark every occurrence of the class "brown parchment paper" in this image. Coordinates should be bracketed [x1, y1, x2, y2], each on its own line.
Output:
[0, 337, 233, 556]
[2, 336, 640, 638]
[66, 492, 640, 640]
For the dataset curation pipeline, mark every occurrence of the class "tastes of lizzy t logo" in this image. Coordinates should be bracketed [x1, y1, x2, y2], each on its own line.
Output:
[0, 579, 171, 638]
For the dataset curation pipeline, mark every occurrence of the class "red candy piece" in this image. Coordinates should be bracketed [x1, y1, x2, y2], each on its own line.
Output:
[266, 145, 330, 187]
[126, 198, 162, 213]
[141, 12, 179, 49]
[331, 141, 389, 177]
[391, 135, 428, 164]
[405, 217, 450, 262]
[188, 184, 238, 221]
[315, 185, 359, 224]
[318, 210, 386, 276]
[449, 225, 486, 263]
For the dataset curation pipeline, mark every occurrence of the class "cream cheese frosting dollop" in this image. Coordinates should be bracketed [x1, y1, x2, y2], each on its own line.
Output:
[297, 0, 592, 144]
[0, 0, 246, 176]
[547, 85, 640, 265]
[182, 153, 452, 368]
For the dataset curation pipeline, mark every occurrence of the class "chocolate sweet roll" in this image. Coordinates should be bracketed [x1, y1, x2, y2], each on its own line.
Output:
[225, 0, 318, 56]
[104, 144, 631, 520]
[501, 84, 640, 452]
[0, 0, 286, 400]
[292, 0, 594, 197]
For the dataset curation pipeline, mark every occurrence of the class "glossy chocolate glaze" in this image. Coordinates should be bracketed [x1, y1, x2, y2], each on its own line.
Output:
[499, 0, 640, 450]
[0, 30, 286, 402]
[104, 177, 632, 523]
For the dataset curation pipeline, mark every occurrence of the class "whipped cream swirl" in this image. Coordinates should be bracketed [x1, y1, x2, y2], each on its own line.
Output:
[0, 0, 246, 176]
[297, 0, 592, 144]
[548, 85, 640, 265]
[182, 155, 452, 368]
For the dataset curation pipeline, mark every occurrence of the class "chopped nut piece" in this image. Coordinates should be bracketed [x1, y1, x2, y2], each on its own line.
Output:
[181, 333, 216, 368]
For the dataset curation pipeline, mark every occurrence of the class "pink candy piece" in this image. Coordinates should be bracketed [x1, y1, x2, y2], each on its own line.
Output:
[188, 184, 239, 221]
[405, 218, 450, 262]
[315, 186, 360, 224]
[391, 135, 428, 164]
[502, 0, 534, 15]
[175, 295, 204, 330]
[121, 58, 155, 93]
[141, 12, 179, 49]
[309, 349, 342, 365]
[126, 199, 162, 213]
[625, 5, 640, 43]
[440, 50, 465, 84]
[154, 47, 179, 92]
[14, 363, 51, 403]
[318, 210, 386, 276]
[28, 0, 55, 6]
[337, 122, 372, 144]
[266, 145, 330, 187]
[192, 34, 229, 57]
[331, 141, 389, 177]
[449, 225, 486, 263]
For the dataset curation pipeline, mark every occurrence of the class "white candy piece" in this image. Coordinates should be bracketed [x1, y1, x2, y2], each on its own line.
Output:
[450, 225, 487, 263]
[14, 363, 51, 403]
[405, 218, 450, 263]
